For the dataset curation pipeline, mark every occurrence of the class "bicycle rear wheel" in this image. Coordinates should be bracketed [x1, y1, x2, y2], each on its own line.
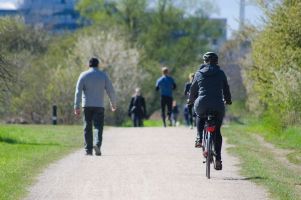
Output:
[206, 133, 212, 179]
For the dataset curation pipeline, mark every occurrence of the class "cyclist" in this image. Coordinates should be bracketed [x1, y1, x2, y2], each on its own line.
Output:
[184, 73, 195, 129]
[187, 52, 232, 170]
[128, 88, 146, 127]
[74, 57, 117, 156]
[156, 66, 176, 127]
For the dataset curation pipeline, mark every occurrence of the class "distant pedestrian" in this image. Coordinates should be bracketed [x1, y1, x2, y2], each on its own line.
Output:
[74, 57, 117, 156]
[155, 66, 176, 127]
[184, 73, 195, 129]
[171, 100, 179, 126]
[128, 88, 146, 127]
[183, 105, 190, 126]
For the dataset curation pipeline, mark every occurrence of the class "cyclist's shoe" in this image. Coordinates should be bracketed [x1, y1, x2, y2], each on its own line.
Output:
[203, 150, 208, 158]
[214, 160, 222, 170]
[195, 140, 202, 148]
[93, 145, 101, 156]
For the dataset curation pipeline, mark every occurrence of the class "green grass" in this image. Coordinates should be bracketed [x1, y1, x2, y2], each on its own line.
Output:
[122, 119, 163, 127]
[143, 119, 163, 127]
[223, 123, 301, 200]
[242, 118, 301, 165]
[0, 125, 82, 200]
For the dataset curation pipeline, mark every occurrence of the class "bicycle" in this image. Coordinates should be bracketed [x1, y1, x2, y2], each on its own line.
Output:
[201, 113, 217, 179]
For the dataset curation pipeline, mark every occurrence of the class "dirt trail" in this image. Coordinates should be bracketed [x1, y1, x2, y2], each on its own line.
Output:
[255, 135, 301, 173]
[25, 127, 268, 200]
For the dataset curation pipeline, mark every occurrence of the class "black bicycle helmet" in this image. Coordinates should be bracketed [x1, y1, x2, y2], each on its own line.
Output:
[202, 52, 218, 63]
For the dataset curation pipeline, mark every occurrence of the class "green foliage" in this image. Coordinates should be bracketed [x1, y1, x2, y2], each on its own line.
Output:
[0, 17, 49, 54]
[0, 125, 82, 200]
[76, 0, 118, 25]
[249, 0, 301, 125]
[0, 17, 50, 119]
[0, 1, 226, 125]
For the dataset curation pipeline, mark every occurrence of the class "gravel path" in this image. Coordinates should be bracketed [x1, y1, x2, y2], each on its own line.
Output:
[25, 127, 268, 200]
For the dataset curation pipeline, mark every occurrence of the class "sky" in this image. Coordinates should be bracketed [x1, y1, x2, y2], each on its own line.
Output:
[212, 0, 264, 37]
[0, 0, 264, 38]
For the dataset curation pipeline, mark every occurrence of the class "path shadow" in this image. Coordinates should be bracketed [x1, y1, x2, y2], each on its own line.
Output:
[0, 136, 60, 146]
[223, 176, 266, 181]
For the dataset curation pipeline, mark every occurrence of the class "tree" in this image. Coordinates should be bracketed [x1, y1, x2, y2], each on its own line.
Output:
[0, 54, 13, 104]
[249, 0, 301, 125]
[76, 0, 225, 119]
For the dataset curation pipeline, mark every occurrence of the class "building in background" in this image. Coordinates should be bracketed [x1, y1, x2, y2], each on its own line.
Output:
[19, 0, 80, 31]
[209, 18, 227, 51]
[0, 9, 18, 17]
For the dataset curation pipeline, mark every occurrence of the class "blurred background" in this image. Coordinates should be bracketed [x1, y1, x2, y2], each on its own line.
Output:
[0, 0, 300, 128]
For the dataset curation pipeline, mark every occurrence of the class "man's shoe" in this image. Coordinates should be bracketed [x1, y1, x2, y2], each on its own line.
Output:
[93, 145, 101, 156]
[85, 151, 93, 156]
[214, 160, 222, 170]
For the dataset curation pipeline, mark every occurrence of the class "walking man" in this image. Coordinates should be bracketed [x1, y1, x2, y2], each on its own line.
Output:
[156, 66, 176, 127]
[74, 57, 117, 156]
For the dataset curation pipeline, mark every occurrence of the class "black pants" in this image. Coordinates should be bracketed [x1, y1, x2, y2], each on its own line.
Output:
[196, 113, 223, 160]
[83, 107, 104, 153]
[160, 95, 173, 126]
[188, 105, 196, 127]
[132, 114, 143, 127]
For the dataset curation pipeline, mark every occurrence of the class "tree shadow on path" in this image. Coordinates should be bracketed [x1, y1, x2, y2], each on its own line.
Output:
[223, 176, 267, 181]
[0, 136, 60, 146]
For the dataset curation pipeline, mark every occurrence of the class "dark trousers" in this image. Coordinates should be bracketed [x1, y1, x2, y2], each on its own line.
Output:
[132, 114, 143, 127]
[83, 107, 104, 153]
[196, 113, 223, 160]
[188, 106, 195, 127]
[160, 96, 173, 126]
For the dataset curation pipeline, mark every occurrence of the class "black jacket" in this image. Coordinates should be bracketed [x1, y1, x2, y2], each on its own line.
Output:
[188, 64, 231, 115]
[184, 82, 192, 97]
[128, 95, 146, 117]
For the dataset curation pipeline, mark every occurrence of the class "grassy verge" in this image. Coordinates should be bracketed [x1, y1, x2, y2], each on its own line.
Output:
[223, 123, 301, 200]
[122, 119, 163, 127]
[247, 122, 301, 165]
[0, 125, 82, 200]
[227, 101, 301, 165]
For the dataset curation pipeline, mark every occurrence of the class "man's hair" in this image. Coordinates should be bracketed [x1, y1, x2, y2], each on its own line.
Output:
[162, 67, 169, 75]
[89, 57, 99, 67]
